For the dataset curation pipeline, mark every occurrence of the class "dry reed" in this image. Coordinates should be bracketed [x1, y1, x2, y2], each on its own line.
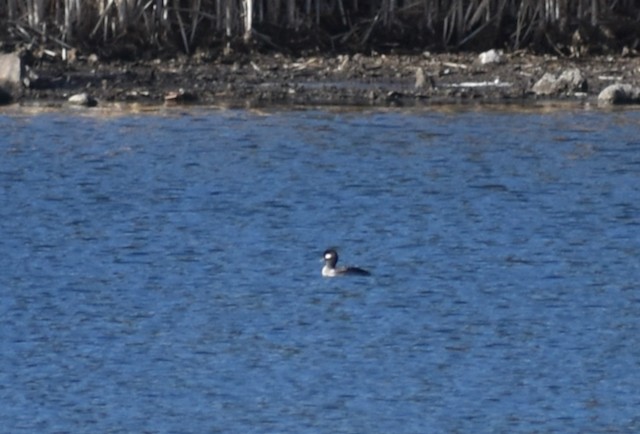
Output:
[1, 0, 638, 54]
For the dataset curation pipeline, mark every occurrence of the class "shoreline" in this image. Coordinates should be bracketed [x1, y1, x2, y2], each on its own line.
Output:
[5, 50, 640, 109]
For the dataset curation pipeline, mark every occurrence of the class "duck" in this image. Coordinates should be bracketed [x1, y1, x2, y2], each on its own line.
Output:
[322, 249, 371, 277]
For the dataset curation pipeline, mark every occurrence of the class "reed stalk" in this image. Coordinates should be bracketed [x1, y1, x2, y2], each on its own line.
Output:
[0, 0, 637, 54]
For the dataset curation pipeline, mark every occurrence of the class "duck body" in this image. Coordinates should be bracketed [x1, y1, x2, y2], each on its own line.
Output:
[322, 249, 371, 277]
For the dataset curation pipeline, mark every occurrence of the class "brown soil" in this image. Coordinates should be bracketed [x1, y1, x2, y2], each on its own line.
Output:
[17, 50, 640, 108]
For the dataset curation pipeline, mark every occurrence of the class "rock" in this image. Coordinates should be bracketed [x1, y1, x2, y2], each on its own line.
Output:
[598, 84, 640, 105]
[415, 67, 426, 89]
[531, 73, 557, 95]
[1, 50, 50, 90]
[557, 68, 587, 91]
[415, 67, 436, 90]
[478, 49, 503, 65]
[0, 52, 27, 103]
[68, 92, 98, 107]
[531, 68, 587, 95]
[164, 89, 197, 103]
[0, 52, 25, 90]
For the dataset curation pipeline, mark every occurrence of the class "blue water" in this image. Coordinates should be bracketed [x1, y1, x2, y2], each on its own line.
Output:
[1, 106, 639, 433]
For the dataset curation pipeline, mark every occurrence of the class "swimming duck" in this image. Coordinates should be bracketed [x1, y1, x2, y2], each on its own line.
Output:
[322, 249, 371, 277]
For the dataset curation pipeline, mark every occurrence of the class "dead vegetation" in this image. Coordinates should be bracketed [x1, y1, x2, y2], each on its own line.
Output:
[1, 1, 638, 58]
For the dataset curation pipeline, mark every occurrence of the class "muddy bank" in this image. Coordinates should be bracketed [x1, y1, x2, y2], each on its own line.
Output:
[7, 50, 640, 108]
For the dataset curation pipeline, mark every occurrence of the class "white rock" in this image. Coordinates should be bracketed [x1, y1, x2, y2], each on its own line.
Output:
[557, 68, 587, 91]
[478, 49, 503, 65]
[598, 84, 640, 105]
[415, 67, 426, 89]
[531, 73, 558, 95]
[531, 68, 587, 95]
[68, 92, 97, 107]
[0, 52, 24, 88]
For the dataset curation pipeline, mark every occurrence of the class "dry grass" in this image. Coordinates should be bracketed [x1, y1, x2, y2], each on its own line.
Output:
[1, 0, 638, 54]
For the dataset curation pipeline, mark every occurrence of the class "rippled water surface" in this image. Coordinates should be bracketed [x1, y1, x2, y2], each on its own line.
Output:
[1, 106, 640, 433]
